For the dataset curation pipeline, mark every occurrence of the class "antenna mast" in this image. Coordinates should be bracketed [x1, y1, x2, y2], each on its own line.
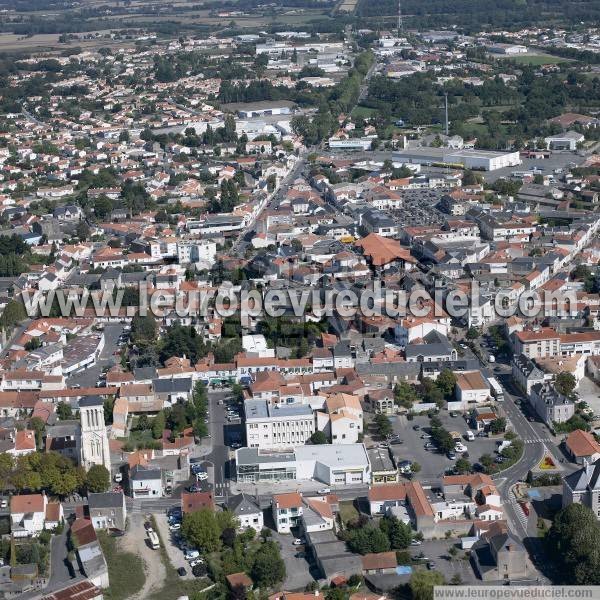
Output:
[444, 93, 449, 136]
[397, 0, 403, 36]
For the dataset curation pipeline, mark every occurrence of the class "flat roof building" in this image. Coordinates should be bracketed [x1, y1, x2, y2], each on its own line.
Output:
[236, 443, 370, 486]
[393, 147, 521, 171]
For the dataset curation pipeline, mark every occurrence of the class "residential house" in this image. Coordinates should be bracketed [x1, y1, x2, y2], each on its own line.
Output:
[272, 492, 303, 533]
[88, 492, 126, 531]
[228, 493, 264, 532]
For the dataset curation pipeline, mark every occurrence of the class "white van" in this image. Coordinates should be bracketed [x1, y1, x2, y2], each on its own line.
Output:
[465, 430, 475, 442]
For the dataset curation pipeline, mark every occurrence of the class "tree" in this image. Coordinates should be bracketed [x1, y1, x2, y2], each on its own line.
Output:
[56, 402, 73, 420]
[455, 458, 472, 474]
[347, 525, 391, 554]
[410, 462, 421, 475]
[489, 417, 506, 435]
[0, 299, 26, 329]
[410, 570, 445, 600]
[309, 431, 328, 445]
[29, 417, 45, 449]
[548, 503, 600, 584]
[431, 427, 455, 453]
[75, 221, 90, 241]
[373, 413, 393, 438]
[466, 327, 479, 339]
[436, 369, 457, 398]
[251, 541, 286, 588]
[131, 314, 157, 344]
[555, 372, 577, 397]
[152, 410, 166, 439]
[86, 465, 110, 493]
[182, 508, 222, 553]
[380, 515, 412, 549]
[93, 195, 113, 220]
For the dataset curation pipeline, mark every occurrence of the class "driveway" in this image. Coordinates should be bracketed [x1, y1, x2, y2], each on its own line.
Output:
[154, 512, 194, 580]
[271, 530, 316, 591]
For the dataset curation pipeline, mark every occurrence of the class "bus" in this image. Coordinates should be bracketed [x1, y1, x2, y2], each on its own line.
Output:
[488, 377, 504, 402]
[148, 531, 160, 550]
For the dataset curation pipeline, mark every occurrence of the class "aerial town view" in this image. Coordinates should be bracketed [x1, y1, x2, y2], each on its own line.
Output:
[1, 0, 600, 599]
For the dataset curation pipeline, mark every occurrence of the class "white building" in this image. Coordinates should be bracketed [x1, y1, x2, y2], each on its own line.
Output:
[229, 493, 264, 532]
[129, 465, 163, 499]
[245, 399, 315, 450]
[453, 371, 491, 409]
[544, 131, 585, 151]
[176, 240, 217, 265]
[393, 148, 521, 171]
[80, 396, 111, 473]
[236, 443, 371, 486]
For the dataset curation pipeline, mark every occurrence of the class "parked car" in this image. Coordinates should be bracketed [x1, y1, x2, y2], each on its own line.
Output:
[292, 538, 304, 546]
[447, 451, 457, 460]
[189, 558, 205, 567]
[169, 523, 181, 531]
[177, 567, 187, 577]
[187, 484, 202, 493]
[410, 540, 422, 546]
[195, 472, 209, 481]
[185, 550, 200, 561]
[317, 488, 331, 495]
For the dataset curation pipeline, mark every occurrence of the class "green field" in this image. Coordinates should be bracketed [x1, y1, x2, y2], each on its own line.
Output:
[507, 54, 568, 65]
[98, 532, 145, 600]
[351, 105, 379, 119]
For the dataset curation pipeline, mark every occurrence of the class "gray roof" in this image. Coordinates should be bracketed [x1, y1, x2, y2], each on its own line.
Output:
[79, 395, 104, 408]
[565, 459, 600, 493]
[153, 378, 192, 394]
[130, 465, 161, 480]
[244, 399, 313, 420]
[227, 493, 261, 516]
[134, 367, 157, 380]
[88, 492, 124, 510]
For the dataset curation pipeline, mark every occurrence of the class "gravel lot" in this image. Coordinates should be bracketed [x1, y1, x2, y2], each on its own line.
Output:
[154, 513, 195, 580]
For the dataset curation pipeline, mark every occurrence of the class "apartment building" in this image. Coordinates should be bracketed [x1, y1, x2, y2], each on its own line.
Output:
[244, 399, 315, 449]
[512, 328, 561, 359]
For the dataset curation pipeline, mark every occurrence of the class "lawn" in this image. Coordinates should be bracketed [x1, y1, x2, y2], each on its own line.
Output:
[508, 54, 568, 65]
[98, 532, 145, 600]
[339, 501, 360, 526]
[351, 105, 379, 119]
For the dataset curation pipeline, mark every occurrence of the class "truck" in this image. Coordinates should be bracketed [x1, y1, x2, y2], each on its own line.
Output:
[148, 531, 160, 550]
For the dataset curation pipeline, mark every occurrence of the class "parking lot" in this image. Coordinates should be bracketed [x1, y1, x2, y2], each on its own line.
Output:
[409, 539, 478, 583]
[270, 529, 317, 590]
[389, 412, 500, 482]
[154, 512, 196, 580]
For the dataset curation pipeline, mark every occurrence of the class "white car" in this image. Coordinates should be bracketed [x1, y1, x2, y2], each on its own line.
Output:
[317, 488, 331, 495]
[195, 471, 209, 481]
[169, 523, 181, 531]
[292, 538, 304, 546]
[184, 550, 200, 561]
[454, 443, 467, 453]
[189, 558, 204, 567]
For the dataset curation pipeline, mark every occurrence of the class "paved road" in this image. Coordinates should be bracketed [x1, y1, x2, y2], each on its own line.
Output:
[66, 323, 124, 388]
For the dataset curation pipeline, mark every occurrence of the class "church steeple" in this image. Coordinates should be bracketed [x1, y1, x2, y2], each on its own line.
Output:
[79, 395, 111, 473]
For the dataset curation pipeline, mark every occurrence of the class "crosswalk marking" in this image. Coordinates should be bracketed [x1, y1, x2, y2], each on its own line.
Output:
[509, 490, 529, 531]
[523, 438, 554, 444]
